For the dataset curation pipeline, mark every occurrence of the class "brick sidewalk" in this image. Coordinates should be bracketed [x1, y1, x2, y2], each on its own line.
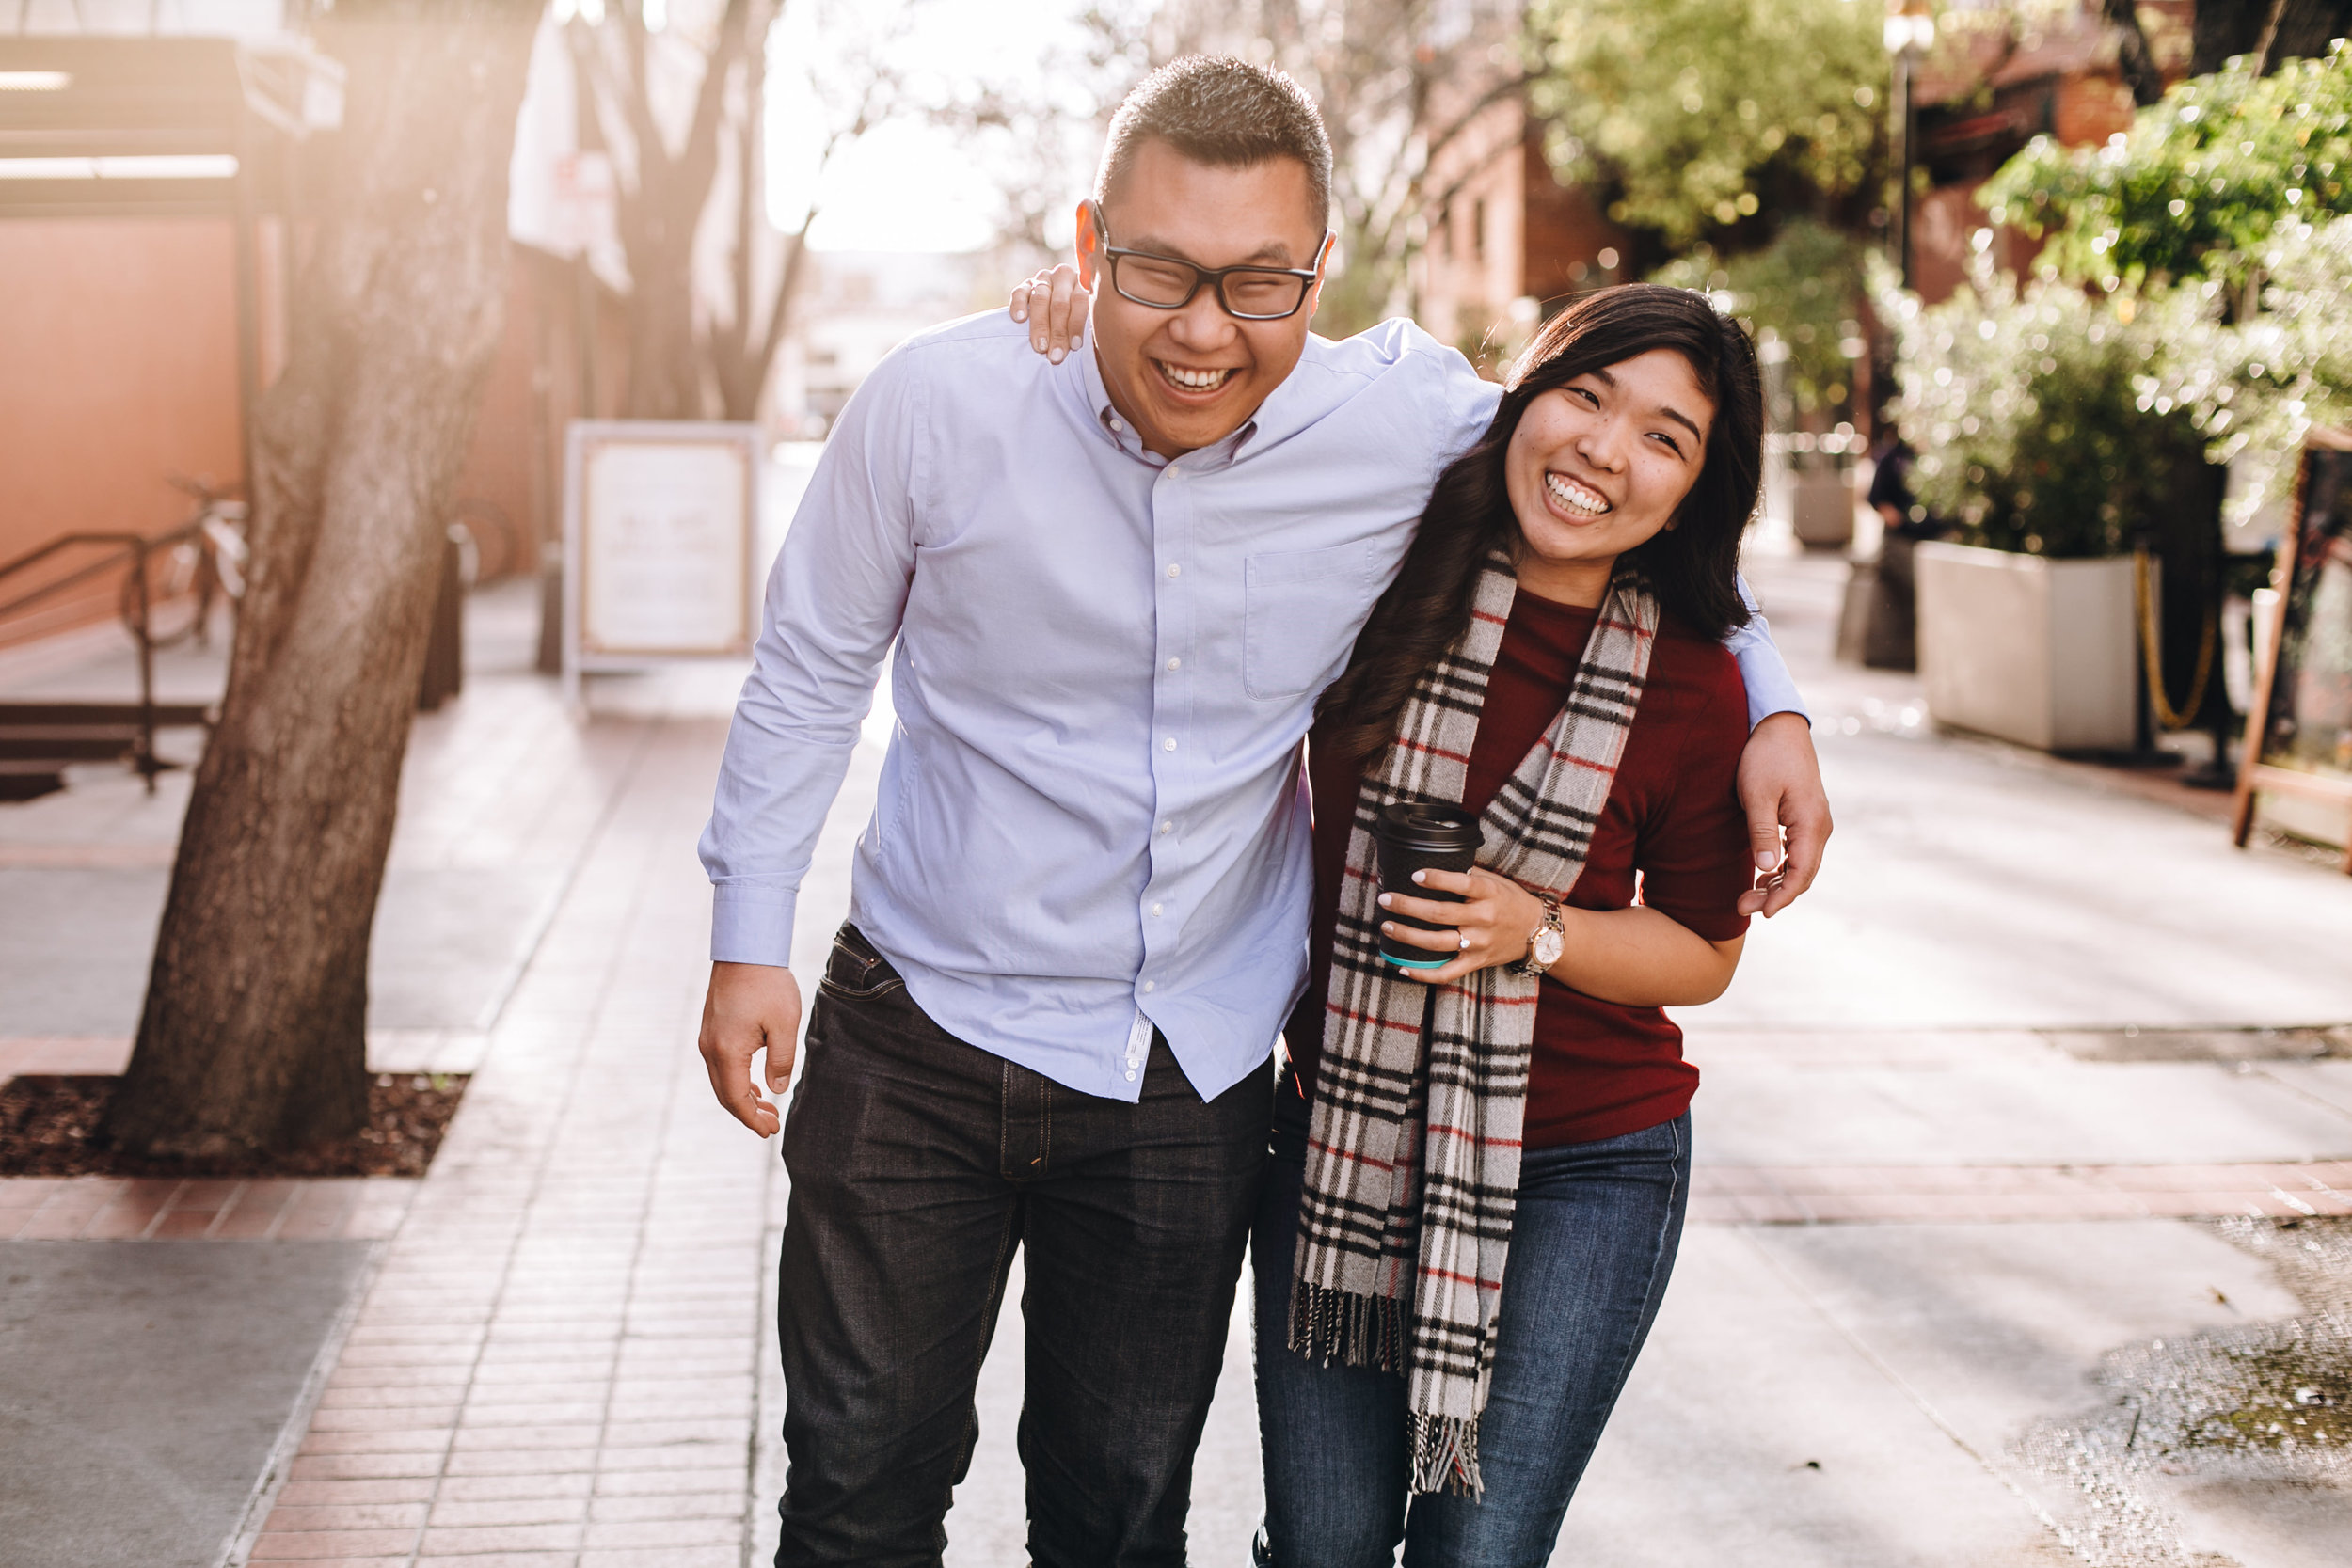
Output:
[1, 1176, 413, 1241]
[0, 636, 855, 1568]
[230, 712, 774, 1568]
[14, 1152, 2344, 1254]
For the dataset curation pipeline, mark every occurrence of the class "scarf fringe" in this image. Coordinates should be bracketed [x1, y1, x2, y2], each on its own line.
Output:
[1288, 1279, 1407, 1372]
[1408, 1411, 1483, 1498]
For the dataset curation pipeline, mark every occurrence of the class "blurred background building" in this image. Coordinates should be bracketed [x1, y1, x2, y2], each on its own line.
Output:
[0, 0, 2210, 612]
[1, 0, 1046, 668]
[774, 250, 1003, 431]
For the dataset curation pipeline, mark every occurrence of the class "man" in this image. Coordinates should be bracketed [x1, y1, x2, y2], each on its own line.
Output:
[700, 56, 1829, 1567]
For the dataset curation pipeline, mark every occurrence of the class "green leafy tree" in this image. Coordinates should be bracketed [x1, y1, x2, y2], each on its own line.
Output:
[1654, 217, 1867, 420]
[2141, 214, 2352, 527]
[1527, 0, 1889, 251]
[1980, 42, 2352, 292]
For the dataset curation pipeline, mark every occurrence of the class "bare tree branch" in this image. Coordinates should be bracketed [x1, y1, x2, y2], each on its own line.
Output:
[617, 8, 663, 181]
[727, 12, 762, 392]
[674, 0, 755, 237]
[1127, 0, 1531, 330]
[2103, 0, 2168, 107]
[2253, 0, 2292, 71]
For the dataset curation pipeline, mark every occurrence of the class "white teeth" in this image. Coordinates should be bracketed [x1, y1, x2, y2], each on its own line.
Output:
[1157, 361, 1232, 390]
[1545, 471, 1610, 515]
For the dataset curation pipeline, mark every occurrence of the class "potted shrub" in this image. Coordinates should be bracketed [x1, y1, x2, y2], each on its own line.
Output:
[1659, 220, 1868, 548]
[1930, 44, 2352, 756]
[1885, 259, 2208, 751]
[1786, 430, 1864, 550]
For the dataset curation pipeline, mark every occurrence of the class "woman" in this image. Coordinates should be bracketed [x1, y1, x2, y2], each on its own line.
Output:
[1259, 283, 1765, 1566]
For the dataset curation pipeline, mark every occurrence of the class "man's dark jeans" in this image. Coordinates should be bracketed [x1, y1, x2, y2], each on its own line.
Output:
[775, 924, 1272, 1568]
[1253, 1109, 1692, 1567]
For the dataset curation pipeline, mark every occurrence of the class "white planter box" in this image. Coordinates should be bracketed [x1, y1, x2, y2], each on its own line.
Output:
[1791, 466, 1856, 550]
[1914, 543, 2138, 752]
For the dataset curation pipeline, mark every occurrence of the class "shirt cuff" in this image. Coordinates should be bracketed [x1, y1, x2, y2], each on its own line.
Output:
[1724, 578, 1811, 731]
[1740, 654, 1811, 731]
[710, 883, 799, 968]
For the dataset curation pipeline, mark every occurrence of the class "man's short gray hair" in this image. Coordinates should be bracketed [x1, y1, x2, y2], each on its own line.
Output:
[1095, 55, 1332, 232]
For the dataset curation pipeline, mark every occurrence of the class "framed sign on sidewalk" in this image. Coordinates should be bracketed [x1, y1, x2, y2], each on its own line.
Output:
[561, 420, 763, 706]
[2233, 427, 2352, 873]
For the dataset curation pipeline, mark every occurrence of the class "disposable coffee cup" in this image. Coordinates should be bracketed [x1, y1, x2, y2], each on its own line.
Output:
[1374, 801, 1484, 969]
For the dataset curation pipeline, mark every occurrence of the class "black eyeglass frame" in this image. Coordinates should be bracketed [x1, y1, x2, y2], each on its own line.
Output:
[1088, 200, 1333, 322]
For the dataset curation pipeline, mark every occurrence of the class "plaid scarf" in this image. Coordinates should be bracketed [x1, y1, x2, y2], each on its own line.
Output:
[1290, 555, 1659, 1497]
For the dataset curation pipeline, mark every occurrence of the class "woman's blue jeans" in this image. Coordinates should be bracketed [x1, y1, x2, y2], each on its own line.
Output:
[1253, 1112, 1692, 1568]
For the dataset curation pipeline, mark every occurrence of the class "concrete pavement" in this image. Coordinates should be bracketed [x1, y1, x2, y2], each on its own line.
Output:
[1551, 540, 2352, 1567]
[0, 1239, 376, 1568]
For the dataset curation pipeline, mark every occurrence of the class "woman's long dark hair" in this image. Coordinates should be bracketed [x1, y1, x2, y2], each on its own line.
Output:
[1317, 283, 1764, 767]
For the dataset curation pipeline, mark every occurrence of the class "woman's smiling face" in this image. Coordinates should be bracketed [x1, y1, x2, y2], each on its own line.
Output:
[1502, 348, 1716, 603]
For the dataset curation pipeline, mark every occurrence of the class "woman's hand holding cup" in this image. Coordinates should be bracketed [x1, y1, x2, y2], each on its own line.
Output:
[1379, 867, 1549, 985]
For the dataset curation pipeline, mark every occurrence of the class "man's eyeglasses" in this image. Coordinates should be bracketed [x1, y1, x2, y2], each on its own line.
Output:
[1090, 201, 1330, 322]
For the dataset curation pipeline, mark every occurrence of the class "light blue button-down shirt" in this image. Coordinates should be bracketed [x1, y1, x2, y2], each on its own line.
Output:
[701, 311, 1805, 1103]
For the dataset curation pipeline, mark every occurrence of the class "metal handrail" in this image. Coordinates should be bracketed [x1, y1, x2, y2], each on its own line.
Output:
[0, 510, 242, 791]
[0, 531, 156, 620]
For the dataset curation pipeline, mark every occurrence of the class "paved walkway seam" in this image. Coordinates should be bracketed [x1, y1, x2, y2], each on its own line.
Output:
[1692, 1159, 2352, 1224]
[217, 1232, 399, 1568]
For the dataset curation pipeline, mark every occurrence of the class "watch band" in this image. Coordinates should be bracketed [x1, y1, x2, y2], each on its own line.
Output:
[1514, 896, 1563, 979]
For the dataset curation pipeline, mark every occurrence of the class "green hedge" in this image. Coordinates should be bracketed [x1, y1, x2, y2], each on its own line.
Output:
[1883, 252, 2205, 558]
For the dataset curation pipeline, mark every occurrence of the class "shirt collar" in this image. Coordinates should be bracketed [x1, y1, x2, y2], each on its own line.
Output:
[1223, 332, 1327, 454]
[1075, 337, 1260, 472]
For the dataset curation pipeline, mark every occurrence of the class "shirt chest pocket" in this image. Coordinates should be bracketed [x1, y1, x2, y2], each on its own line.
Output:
[1243, 541, 1380, 701]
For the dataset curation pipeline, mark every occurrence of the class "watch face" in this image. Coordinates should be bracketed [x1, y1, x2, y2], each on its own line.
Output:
[1532, 926, 1565, 969]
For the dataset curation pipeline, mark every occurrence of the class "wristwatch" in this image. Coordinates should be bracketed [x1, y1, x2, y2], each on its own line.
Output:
[1515, 896, 1564, 979]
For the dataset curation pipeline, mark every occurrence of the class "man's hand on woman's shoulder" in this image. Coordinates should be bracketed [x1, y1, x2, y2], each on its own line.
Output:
[1009, 265, 1090, 361]
[1736, 712, 1831, 918]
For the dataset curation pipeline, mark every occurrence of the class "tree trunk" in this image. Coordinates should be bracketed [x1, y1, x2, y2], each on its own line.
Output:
[586, 0, 753, 420]
[2191, 0, 2352, 74]
[2102, 0, 2168, 107]
[621, 220, 708, 419]
[102, 0, 541, 1158]
[711, 36, 816, 426]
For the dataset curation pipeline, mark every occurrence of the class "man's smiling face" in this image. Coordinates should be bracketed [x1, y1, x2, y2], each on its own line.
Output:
[1077, 137, 1328, 460]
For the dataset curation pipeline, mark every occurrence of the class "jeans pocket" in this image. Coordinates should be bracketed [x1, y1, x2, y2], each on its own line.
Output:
[818, 926, 907, 1003]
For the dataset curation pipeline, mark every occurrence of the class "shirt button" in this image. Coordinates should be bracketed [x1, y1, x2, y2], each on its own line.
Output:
[1166, 563, 1182, 578]
[1110, 418, 1124, 431]
[1151, 902, 1164, 917]
[1125, 1069, 1137, 1082]
[1166, 657, 1181, 672]
[1163, 737, 1177, 752]
[1143, 980, 1156, 993]
[1158, 819, 1172, 834]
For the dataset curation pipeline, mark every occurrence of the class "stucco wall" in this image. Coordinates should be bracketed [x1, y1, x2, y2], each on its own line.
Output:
[0, 217, 244, 649]
[0, 224, 618, 657]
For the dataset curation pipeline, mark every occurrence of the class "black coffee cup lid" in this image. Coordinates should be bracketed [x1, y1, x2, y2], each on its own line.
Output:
[1377, 800, 1483, 853]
